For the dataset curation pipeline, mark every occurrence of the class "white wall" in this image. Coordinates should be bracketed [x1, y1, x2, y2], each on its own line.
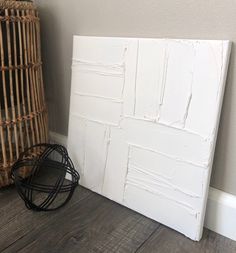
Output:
[35, 0, 236, 195]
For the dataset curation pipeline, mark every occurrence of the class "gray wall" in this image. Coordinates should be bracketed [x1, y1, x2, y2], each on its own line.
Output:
[35, 0, 236, 195]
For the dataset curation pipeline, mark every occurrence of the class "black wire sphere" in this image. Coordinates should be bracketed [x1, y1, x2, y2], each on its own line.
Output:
[11, 144, 80, 212]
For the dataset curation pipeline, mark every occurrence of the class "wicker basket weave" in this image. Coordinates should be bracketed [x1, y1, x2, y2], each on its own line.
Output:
[0, 0, 48, 188]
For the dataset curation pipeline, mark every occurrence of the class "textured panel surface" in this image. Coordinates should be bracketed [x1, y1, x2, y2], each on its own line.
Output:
[68, 36, 231, 240]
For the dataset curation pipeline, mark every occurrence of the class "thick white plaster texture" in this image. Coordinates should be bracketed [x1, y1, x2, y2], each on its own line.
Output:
[68, 36, 231, 241]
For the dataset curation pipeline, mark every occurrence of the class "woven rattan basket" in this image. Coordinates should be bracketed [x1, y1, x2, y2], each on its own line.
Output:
[0, 0, 48, 188]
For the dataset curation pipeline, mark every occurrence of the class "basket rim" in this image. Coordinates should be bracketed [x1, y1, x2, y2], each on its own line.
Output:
[0, 0, 36, 10]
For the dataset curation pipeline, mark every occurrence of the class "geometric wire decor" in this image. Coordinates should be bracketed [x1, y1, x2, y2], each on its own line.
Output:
[12, 144, 79, 211]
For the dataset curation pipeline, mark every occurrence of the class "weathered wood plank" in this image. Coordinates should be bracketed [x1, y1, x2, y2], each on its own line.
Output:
[136, 225, 236, 253]
[0, 185, 18, 208]
[3, 191, 159, 253]
[0, 186, 92, 252]
[1, 182, 236, 253]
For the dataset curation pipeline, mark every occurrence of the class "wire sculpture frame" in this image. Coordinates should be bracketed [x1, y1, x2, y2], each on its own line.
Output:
[12, 143, 80, 211]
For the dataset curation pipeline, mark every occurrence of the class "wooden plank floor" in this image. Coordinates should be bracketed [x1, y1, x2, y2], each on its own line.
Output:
[0, 185, 236, 253]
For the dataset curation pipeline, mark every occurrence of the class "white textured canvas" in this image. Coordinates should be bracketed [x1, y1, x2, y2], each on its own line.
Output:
[68, 36, 231, 241]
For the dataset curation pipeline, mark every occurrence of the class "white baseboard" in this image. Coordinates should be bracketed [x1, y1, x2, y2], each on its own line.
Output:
[49, 131, 68, 146]
[205, 187, 236, 241]
[49, 131, 236, 242]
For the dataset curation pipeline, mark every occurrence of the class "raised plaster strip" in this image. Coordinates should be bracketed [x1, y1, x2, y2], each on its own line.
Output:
[130, 147, 207, 196]
[208, 44, 222, 101]
[129, 161, 172, 180]
[72, 58, 125, 70]
[72, 60, 124, 77]
[122, 40, 139, 116]
[212, 41, 227, 126]
[129, 145, 206, 197]
[74, 92, 124, 103]
[72, 68, 124, 78]
[122, 45, 128, 60]
[133, 40, 139, 115]
[122, 145, 131, 202]
[202, 43, 224, 116]
[157, 41, 197, 128]
[82, 121, 110, 193]
[101, 128, 130, 203]
[182, 44, 196, 127]
[123, 117, 211, 166]
[125, 179, 197, 216]
[134, 39, 167, 122]
[121, 62, 126, 97]
[70, 113, 119, 127]
[129, 143, 206, 169]
[67, 116, 87, 177]
[71, 69, 124, 100]
[128, 164, 201, 198]
[71, 94, 123, 125]
[157, 43, 169, 121]
[101, 126, 111, 194]
[127, 169, 174, 190]
[216, 41, 224, 101]
[159, 43, 169, 106]
[183, 41, 231, 138]
[124, 115, 209, 140]
[182, 92, 193, 127]
[120, 44, 130, 97]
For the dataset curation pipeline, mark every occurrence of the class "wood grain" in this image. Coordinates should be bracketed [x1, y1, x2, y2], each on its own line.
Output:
[0, 184, 236, 253]
[136, 226, 236, 253]
[0, 186, 91, 252]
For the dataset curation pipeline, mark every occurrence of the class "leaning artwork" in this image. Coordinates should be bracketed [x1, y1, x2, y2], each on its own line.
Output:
[68, 36, 231, 241]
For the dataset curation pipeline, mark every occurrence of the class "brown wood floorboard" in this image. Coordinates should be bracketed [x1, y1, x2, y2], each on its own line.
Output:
[136, 225, 236, 253]
[0, 184, 236, 253]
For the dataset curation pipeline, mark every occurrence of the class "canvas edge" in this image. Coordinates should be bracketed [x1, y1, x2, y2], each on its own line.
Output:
[196, 41, 232, 241]
[73, 35, 231, 43]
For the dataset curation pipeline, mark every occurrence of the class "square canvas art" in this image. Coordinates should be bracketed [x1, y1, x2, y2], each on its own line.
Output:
[68, 36, 231, 240]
